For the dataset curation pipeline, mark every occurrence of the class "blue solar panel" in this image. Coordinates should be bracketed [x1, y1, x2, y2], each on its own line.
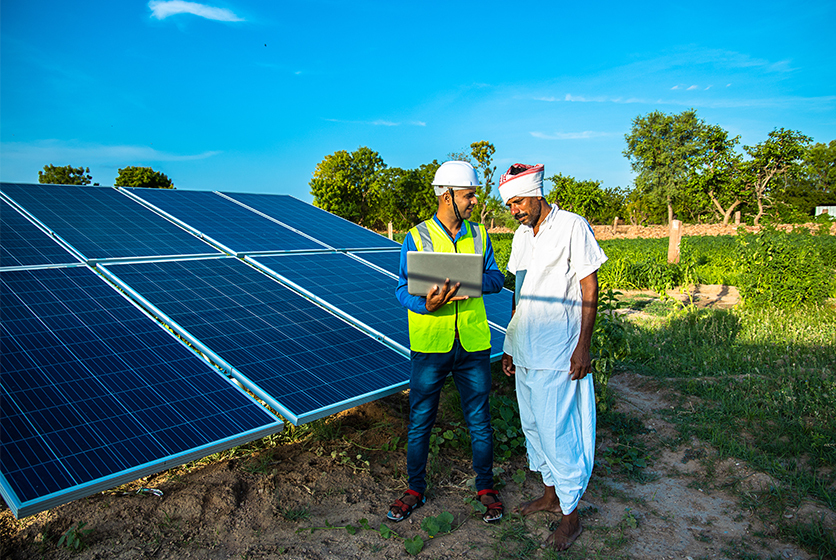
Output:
[124, 188, 326, 254]
[0, 266, 283, 518]
[1, 199, 81, 268]
[251, 252, 508, 360]
[99, 257, 411, 424]
[250, 253, 410, 351]
[0, 183, 221, 261]
[350, 250, 514, 331]
[220, 192, 400, 251]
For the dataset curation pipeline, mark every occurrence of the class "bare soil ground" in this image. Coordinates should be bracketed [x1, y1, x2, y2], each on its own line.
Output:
[2, 288, 833, 560]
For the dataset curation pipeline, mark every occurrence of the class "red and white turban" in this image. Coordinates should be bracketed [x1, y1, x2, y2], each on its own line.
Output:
[498, 163, 544, 204]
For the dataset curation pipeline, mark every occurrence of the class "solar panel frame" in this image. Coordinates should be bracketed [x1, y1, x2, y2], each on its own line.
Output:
[121, 188, 329, 255]
[0, 266, 284, 518]
[0, 183, 223, 262]
[0, 198, 84, 269]
[99, 257, 411, 425]
[218, 192, 400, 251]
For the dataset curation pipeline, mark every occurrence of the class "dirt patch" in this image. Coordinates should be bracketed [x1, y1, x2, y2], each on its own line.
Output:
[2, 373, 830, 559]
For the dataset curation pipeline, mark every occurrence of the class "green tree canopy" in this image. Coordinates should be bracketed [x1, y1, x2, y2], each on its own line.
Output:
[114, 166, 174, 189]
[546, 173, 626, 225]
[624, 109, 706, 224]
[38, 164, 93, 185]
[741, 128, 811, 225]
[377, 161, 440, 230]
[469, 141, 497, 224]
[309, 147, 386, 228]
[774, 139, 836, 219]
[688, 123, 746, 225]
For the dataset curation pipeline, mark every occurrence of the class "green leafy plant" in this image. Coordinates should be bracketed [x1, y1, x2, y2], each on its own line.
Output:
[737, 226, 836, 307]
[490, 395, 527, 461]
[57, 521, 92, 551]
[591, 288, 630, 412]
[420, 511, 454, 537]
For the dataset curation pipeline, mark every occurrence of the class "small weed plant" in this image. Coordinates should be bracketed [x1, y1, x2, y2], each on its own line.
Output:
[57, 521, 92, 551]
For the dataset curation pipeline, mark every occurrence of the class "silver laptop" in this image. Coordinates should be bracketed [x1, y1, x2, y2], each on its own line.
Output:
[407, 251, 483, 298]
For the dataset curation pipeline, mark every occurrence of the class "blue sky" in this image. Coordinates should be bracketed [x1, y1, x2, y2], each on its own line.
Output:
[2, 1, 834, 203]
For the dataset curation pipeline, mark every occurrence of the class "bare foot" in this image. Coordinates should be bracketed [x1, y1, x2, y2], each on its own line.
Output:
[515, 494, 562, 516]
[543, 512, 582, 551]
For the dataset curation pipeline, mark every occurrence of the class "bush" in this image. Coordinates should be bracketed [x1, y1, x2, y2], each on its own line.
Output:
[737, 226, 836, 307]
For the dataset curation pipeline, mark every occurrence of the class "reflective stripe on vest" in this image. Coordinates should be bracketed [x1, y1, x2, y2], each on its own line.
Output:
[407, 219, 491, 353]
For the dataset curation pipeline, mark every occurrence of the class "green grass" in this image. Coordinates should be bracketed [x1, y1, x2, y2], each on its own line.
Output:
[623, 302, 836, 558]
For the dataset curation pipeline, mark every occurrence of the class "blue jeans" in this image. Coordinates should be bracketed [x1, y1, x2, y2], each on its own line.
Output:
[407, 340, 494, 495]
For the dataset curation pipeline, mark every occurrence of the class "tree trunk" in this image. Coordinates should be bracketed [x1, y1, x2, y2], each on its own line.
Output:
[709, 191, 742, 225]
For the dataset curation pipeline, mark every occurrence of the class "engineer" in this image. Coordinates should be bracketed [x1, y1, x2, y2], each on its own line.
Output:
[388, 161, 506, 524]
[498, 163, 607, 550]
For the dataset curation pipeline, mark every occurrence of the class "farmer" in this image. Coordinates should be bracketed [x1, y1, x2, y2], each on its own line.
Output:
[498, 163, 607, 550]
[388, 161, 506, 523]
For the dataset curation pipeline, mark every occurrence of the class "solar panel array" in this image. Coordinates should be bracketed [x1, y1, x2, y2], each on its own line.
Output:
[0, 182, 512, 519]
[1, 266, 282, 518]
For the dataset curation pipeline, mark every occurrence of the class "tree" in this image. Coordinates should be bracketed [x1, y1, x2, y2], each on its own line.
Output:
[38, 164, 92, 185]
[469, 141, 497, 224]
[741, 128, 811, 225]
[546, 174, 626, 225]
[377, 161, 440, 230]
[624, 109, 706, 224]
[309, 147, 386, 228]
[776, 140, 836, 218]
[690, 124, 747, 225]
[114, 166, 174, 189]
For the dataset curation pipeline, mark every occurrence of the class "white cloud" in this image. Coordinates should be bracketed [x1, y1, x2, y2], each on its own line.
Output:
[687, 85, 699, 90]
[564, 93, 609, 103]
[148, 1, 243, 22]
[0, 140, 220, 163]
[530, 131, 612, 140]
[323, 118, 425, 127]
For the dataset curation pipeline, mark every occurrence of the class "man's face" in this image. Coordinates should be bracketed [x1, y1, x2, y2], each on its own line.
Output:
[506, 196, 541, 227]
[450, 188, 477, 219]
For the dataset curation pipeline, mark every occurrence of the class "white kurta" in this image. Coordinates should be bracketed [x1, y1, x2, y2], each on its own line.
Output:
[503, 204, 607, 513]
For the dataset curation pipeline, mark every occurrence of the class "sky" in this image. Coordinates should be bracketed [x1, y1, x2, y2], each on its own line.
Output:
[1, 1, 835, 204]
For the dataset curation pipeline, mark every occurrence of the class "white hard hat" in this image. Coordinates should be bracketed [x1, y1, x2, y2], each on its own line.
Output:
[432, 161, 481, 195]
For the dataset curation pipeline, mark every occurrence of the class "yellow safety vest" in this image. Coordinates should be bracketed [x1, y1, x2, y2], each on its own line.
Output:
[407, 218, 491, 353]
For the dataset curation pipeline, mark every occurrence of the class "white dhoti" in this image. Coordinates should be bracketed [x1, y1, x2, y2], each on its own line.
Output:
[515, 366, 596, 514]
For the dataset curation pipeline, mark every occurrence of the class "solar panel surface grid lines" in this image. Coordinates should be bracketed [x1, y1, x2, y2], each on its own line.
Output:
[0, 183, 221, 260]
[220, 191, 400, 251]
[124, 187, 327, 254]
[250, 252, 409, 350]
[0, 266, 282, 518]
[0, 199, 82, 268]
[99, 257, 410, 424]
